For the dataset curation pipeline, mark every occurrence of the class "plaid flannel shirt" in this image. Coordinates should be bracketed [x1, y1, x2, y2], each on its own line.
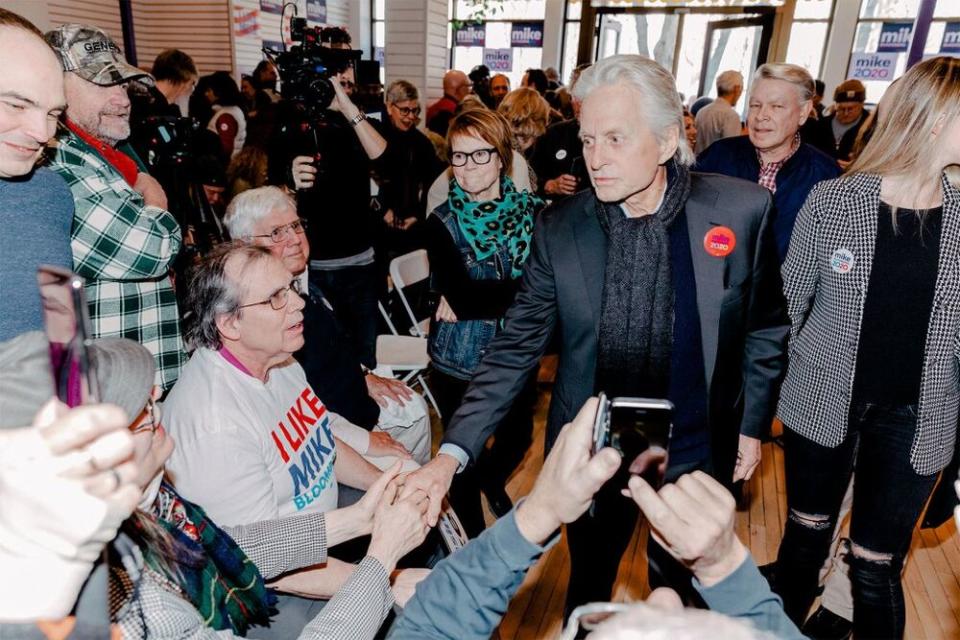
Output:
[48, 129, 186, 390]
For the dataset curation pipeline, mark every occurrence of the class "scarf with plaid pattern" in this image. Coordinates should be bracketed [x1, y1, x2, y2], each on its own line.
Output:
[141, 482, 276, 634]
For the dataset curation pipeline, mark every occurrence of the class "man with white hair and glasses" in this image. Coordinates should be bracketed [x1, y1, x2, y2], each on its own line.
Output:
[223, 186, 432, 469]
[403, 54, 788, 611]
[164, 244, 390, 634]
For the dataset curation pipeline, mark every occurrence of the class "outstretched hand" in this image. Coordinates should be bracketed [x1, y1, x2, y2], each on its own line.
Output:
[625, 470, 748, 587]
[516, 398, 622, 544]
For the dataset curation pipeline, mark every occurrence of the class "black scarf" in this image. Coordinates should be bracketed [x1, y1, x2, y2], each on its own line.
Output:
[595, 160, 691, 399]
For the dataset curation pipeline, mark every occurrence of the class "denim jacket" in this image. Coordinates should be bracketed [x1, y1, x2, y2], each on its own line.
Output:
[428, 203, 517, 380]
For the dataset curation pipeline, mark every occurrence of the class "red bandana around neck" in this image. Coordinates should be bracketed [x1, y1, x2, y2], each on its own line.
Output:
[65, 118, 140, 187]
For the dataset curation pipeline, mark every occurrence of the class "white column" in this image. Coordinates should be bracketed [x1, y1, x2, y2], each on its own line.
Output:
[541, 0, 566, 73]
[820, 0, 861, 105]
[384, 0, 449, 106]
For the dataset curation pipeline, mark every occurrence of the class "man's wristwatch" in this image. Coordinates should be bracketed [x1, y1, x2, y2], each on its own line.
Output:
[349, 111, 367, 126]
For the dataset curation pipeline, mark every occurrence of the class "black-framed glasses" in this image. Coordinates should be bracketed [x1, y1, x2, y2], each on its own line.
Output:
[450, 148, 496, 167]
[239, 279, 301, 311]
[249, 219, 306, 244]
[130, 397, 160, 435]
[393, 105, 421, 117]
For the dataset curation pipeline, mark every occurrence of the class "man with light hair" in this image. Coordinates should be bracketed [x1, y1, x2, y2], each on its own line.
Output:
[695, 63, 840, 261]
[224, 186, 432, 469]
[694, 69, 744, 153]
[402, 54, 788, 611]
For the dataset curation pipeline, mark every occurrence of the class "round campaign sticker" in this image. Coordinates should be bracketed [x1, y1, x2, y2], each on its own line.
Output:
[555, 148, 568, 161]
[830, 248, 855, 274]
[703, 226, 737, 258]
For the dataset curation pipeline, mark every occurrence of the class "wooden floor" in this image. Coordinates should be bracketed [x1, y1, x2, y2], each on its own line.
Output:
[429, 358, 960, 639]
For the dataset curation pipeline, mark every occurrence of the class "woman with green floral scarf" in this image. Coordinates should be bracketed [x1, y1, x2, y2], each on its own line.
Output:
[423, 108, 545, 538]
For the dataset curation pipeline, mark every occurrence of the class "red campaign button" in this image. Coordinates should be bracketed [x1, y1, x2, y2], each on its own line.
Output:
[704, 225, 736, 258]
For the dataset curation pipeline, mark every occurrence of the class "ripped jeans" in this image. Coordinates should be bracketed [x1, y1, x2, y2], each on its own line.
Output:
[774, 402, 939, 638]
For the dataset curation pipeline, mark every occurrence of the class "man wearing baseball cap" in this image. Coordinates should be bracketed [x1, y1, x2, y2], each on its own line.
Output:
[45, 24, 187, 391]
[819, 79, 871, 164]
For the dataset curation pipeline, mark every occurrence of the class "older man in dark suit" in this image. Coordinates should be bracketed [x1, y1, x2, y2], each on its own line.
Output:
[403, 54, 789, 610]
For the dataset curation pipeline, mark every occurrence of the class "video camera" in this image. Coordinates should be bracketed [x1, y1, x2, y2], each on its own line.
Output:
[267, 17, 361, 117]
[137, 115, 200, 170]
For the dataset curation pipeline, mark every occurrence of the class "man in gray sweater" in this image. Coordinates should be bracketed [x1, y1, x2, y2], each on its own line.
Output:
[0, 9, 74, 343]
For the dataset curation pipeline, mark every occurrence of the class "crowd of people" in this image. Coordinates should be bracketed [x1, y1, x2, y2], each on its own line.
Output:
[0, 6, 958, 640]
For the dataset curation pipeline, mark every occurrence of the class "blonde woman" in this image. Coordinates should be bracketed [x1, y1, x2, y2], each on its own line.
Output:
[773, 56, 960, 638]
[497, 87, 550, 156]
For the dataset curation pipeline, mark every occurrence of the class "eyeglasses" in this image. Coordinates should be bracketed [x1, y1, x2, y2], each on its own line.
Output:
[392, 105, 421, 118]
[557, 602, 636, 640]
[249, 219, 307, 244]
[450, 147, 496, 167]
[130, 398, 160, 435]
[340, 80, 355, 91]
[239, 279, 301, 311]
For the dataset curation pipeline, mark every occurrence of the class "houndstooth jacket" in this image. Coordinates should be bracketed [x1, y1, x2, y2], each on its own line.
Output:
[778, 172, 960, 475]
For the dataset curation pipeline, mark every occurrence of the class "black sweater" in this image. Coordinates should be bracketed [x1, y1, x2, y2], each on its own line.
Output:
[422, 213, 520, 321]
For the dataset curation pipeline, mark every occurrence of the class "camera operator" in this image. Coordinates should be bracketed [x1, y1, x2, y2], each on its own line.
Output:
[275, 58, 388, 370]
[128, 49, 198, 162]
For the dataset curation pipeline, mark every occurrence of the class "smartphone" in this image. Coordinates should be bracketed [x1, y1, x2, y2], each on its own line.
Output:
[36, 265, 99, 407]
[593, 395, 674, 489]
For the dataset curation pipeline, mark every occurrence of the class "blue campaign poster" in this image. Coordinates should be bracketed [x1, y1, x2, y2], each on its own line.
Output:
[941, 22, 960, 54]
[510, 21, 544, 48]
[877, 21, 913, 53]
[453, 22, 485, 47]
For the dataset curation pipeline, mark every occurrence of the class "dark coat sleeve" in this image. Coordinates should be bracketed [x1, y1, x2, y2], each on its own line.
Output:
[738, 188, 790, 439]
[441, 212, 560, 461]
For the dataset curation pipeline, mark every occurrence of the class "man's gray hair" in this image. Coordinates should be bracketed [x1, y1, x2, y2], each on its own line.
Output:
[183, 242, 273, 350]
[385, 80, 419, 105]
[573, 54, 693, 166]
[752, 63, 815, 104]
[585, 601, 772, 640]
[716, 70, 744, 95]
[224, 186, 296, 240]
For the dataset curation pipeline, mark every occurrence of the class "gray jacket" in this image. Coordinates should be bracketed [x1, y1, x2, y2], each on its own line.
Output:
[443, 173, 788, 484]
[778, 172, 960, 475]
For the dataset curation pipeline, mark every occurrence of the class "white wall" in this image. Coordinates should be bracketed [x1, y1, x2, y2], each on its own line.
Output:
[384, 0, 449, 105]
[131, 0, 232, 74]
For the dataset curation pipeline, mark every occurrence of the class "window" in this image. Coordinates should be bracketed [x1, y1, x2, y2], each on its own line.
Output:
[560, 0, 582, 85]
[372, 0, 385, 83]
[784, 0, 834, 78]
[450, 0, 546, 89]
[847, 0, 960, 103]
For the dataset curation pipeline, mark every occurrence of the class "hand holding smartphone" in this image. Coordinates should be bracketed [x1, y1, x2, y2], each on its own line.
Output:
[592, 393, 673, 490]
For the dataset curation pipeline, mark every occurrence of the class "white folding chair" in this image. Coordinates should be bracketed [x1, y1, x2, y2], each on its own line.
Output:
[376, 257, 441, 417]
[389, 249, 432, 338]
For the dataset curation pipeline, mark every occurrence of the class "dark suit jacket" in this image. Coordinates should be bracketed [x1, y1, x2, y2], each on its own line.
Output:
[443, 172, 789, 483]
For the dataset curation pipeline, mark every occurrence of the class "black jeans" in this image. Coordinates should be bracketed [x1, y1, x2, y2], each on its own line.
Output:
[430, 368, 536, 538]
[309, 263, 381, 369]
[775, 402, 939, 638]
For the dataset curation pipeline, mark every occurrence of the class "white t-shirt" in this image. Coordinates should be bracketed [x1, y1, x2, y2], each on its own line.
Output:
[164, 347, 339, 526]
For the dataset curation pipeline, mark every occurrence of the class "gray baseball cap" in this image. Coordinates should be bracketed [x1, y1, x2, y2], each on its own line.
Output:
[45, 24, 153, 87]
